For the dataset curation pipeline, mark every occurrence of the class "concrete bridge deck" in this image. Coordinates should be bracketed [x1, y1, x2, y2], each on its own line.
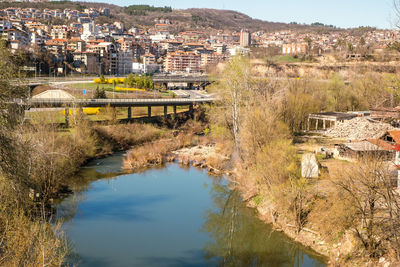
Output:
[28, 97, 214, 108]
[25, 97, 215, 126]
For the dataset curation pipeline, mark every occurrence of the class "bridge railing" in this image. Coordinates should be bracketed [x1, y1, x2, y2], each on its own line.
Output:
[153, 78, 210, 82]
[28, 97, 215, 106]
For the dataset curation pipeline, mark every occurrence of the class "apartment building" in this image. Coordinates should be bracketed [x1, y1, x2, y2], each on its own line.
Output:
[50, 25, 69, 40]
[240, 29, 251, 47]
[212, 43, 227, 54]
[164, 50, 201, 73]
[73, 51, 98, 74]
[201, 53, 226, 70]
[143, 53, 156, 65]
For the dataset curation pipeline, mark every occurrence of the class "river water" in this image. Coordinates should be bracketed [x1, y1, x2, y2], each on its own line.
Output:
[57, 153, 326, 267]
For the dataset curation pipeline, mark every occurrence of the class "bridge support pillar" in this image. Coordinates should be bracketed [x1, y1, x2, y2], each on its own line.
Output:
[128, 106, 132, 120]
[164, 106, 168, 118]
[173, 105, 177, 117]
[64, 108, 69, 128]
[147, 106, 151, 118]
[189, 104, 194, 118]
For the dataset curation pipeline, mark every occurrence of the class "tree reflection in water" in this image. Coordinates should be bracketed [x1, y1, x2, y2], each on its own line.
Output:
[202, 179, 326, 267]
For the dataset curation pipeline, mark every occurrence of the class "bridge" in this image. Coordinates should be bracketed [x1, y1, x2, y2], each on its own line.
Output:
[16, 75, 212, 90]
[152, 74, 211, 89]
[27, 97, 215, 125]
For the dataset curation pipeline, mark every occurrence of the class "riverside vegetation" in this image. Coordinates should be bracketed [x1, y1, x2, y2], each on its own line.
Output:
[206, 55, 400, 266]
[0, 104, 206, 265]
[121, 56, 400, 265]
[0, 40, 208, 264]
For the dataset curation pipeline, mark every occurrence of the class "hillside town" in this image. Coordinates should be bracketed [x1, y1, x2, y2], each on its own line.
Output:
[1, 5, 400, 76]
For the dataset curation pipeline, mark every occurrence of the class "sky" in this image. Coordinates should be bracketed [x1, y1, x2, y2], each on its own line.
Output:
[87, 0, 398, 29]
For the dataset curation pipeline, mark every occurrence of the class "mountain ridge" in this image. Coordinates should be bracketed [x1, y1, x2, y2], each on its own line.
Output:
[0, 1, 338, 33]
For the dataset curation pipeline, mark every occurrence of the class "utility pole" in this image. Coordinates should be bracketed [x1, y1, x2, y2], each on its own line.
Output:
[39, 62, 43, 79]
[113, 79, 116, 99]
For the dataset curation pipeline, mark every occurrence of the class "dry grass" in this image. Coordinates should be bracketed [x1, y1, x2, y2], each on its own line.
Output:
[0, 176, 68, 266]
[93, 123, 168, 153]
[122, 119, 215, 171]
[123, 140, 175, 170]
[123, 134, 195, 170]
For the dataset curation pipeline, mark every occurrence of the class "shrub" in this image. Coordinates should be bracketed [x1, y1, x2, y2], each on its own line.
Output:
[115, 86, 146, 92]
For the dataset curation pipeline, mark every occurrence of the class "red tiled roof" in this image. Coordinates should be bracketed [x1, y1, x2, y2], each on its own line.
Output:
[51, 38, 68, 42]
[367, 139, 394, 151]
[388, 130, 400, 144]
[185, 43, 204, 46]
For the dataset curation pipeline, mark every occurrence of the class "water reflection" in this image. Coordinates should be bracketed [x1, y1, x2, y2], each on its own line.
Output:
[202, 181, 326, 267]
[57, 153, 325, 267]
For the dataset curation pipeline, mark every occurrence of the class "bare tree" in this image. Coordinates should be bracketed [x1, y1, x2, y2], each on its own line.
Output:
[215, 55, 252, 156]
[331, 156, 400, 259]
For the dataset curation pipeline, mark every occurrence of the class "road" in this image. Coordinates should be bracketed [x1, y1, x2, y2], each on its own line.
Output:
[26, 107, 65, 112]
[173, 89, 213, 99]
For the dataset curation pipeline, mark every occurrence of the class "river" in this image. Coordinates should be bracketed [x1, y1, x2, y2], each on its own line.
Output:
[57, 153, 326, 267]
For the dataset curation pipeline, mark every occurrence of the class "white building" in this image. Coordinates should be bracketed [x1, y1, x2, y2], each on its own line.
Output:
[150, 34, 169, 43]
[132, 62, 145, 73]
[81, 21, 99, 41]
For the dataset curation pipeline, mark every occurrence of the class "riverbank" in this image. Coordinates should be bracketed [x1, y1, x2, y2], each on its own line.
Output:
[52, 115, 336, 266]
[121, 136, 335, 265]
[50, 115, 355, 266]
[59, 155, 327, 267]
[246, 195, 333, 264]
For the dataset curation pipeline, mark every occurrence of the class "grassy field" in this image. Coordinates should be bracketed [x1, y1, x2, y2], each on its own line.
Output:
[68, 83, 168, 99]
[71, 82, 113, 90]
[272, 55, 303, 63]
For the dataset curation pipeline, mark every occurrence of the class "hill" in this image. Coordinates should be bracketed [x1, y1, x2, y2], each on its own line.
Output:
[0, 1, 334, 33]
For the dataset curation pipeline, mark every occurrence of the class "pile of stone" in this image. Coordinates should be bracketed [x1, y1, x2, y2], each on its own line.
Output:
[325, 117, 396, 140]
